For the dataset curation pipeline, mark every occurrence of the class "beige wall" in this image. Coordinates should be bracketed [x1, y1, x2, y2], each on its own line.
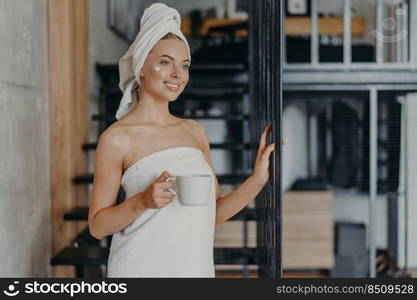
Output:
[0, 0, 51, 277]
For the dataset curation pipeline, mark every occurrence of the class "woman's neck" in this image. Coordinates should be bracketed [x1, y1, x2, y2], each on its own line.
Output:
[129, 92, 175, 126]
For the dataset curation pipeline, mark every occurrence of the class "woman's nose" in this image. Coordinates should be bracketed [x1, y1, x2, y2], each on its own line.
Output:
[171, 64, 184, 78]
[170, 70, 181, 79]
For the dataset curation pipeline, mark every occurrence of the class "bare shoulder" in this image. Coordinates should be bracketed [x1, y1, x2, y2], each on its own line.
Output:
[97, 125, 130, 156]
[182, 119, 209, 149]
[182, 119, 206, 134]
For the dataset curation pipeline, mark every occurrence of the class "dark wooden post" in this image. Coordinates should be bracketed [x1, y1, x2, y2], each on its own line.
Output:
[248, 0, 283, 278]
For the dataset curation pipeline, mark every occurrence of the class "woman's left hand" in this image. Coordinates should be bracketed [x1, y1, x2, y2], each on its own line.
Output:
[251, 124, 275, 187]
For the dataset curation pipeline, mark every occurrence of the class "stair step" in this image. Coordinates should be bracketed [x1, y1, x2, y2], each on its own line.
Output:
[179, 114, 250, 120]
[82, 143, 97, 151]
[214, 247, 257, 265]
[64, 206, 257, 222]
[73, 174, 94, 184]
[188, 82, 248, 89]
[217, 174, 250, 184]
[231, 208, 257, 221]
[51, 246, 256, 266]
[73, 227, 101, 247]
[191, 63, 247, 71]
[185, 86, 248, 100]
[65, 206, 89, 221]
[92, 114, 116, 122]
[208, 20, 248, 35]
[96, 63, 247, 76]
[189, 80, 249, 87]
[100, 87, 247, 102]
[73, 173, 249, 185]
[215, 270, 258, 278]
[51, 246, 109, 266]
[92, 113, 249, 124]
[179, 94, 245, 102]
[82, 142, 255, 152]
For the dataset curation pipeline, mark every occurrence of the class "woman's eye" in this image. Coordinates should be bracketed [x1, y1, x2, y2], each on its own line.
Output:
[161, 60, 170, 65]
[183, 64, 190, 70]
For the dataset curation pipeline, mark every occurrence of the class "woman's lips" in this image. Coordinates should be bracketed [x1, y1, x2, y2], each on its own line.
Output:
[164, 81, 180, 92]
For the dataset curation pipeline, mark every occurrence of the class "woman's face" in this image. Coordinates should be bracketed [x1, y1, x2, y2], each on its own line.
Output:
[139, 38, 190, 102]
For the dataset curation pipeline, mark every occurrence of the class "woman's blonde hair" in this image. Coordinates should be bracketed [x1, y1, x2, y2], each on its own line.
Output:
[161, 32, 182, 40]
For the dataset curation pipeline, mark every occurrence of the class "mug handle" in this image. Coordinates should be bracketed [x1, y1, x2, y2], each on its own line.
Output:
[165, 177, 177, 197]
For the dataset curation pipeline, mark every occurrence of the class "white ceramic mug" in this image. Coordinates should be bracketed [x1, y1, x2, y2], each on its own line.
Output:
[165, 174, 212, 206]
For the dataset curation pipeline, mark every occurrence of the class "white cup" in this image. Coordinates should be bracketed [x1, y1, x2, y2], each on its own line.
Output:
[165, 174, 212, 206]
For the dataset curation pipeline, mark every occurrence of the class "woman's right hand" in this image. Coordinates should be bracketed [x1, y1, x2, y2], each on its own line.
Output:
[141, 171, 176, 209]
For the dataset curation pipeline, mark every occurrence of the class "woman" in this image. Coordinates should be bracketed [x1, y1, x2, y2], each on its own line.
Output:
[88, 3, 275, 278]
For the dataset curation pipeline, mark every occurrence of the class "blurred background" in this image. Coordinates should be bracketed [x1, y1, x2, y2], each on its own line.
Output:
[0, 0, 416, 278]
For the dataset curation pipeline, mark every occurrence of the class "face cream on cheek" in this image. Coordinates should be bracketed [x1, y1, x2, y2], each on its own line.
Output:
[153, 66, 161, 72]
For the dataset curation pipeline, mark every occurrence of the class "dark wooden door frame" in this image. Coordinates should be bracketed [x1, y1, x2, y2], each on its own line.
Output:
[248, 0, 283, 278]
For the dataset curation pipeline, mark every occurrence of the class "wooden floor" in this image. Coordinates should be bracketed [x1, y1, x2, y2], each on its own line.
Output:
[216, 271, 259, 278]
[283, 272, 329, 278]
[215, 271, 328, 278]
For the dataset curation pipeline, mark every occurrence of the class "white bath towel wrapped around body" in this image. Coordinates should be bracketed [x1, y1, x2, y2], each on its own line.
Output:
[107, 147, 216, 277]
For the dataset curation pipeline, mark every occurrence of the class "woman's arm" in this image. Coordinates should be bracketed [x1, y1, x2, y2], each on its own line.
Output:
[195, 122, 275, 225]
[88, 128, 176, 239]
[88, 129, 146, 239]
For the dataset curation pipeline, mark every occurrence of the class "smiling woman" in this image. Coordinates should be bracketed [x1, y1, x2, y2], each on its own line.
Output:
[138, 35, 190, 101]
[88, 2, 274, 278]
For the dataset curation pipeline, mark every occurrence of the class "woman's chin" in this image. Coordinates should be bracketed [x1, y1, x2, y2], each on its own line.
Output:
[163, 92, 181, 102]
[152, 90, 182, 102]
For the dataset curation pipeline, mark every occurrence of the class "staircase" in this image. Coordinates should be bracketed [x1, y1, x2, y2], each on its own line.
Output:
[51, 27, 258, 278]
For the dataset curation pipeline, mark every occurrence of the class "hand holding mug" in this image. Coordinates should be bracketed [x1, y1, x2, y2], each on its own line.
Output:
[141, 171, 176, 209]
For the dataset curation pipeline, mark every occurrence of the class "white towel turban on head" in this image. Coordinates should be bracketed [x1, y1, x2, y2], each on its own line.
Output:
[115, 3, 191, 120]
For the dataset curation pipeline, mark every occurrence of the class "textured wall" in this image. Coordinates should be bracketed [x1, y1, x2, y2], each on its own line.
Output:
[89, 0, 129, 98]
[0, 0, 51, 276]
